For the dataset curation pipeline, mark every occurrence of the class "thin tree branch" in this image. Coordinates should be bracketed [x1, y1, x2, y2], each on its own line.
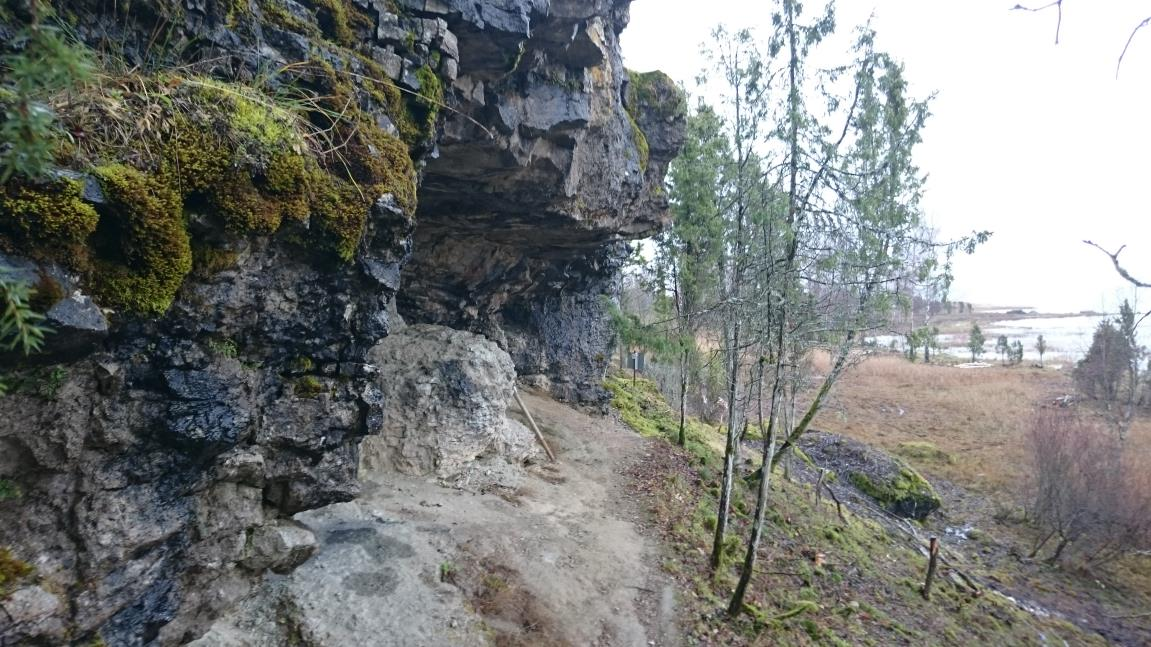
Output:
[1012, 1, 1063, 44]
[1117, 15, 1151, 78]
[1084, 240, 1151, 288]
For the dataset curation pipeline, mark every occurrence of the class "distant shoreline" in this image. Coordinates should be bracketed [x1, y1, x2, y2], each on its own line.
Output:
[932, 307, 1109, 324]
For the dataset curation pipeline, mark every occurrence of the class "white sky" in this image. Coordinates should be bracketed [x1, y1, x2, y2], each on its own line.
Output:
[621, 0, 1151, 313]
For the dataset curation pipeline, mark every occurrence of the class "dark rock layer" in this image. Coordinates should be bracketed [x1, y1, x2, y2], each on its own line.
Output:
[396, 0, 684, 403]
[0, 0, 683, 644]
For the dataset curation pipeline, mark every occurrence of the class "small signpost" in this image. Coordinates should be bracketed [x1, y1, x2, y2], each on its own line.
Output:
[629, 350, 645, 385]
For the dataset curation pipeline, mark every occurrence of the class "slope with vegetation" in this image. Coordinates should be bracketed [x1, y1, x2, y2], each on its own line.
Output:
[609, 371, 1115, 645]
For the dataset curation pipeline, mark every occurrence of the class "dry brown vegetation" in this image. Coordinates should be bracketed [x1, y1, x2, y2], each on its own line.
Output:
[805, 353, 1151, 642]
[810, 354, 1151, 494]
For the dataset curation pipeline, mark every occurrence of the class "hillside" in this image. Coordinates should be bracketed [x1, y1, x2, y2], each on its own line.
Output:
[607, 362, 1151, 645]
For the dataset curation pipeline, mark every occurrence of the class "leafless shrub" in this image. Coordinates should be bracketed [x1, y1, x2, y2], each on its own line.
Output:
[1027, 407, 1151, 564]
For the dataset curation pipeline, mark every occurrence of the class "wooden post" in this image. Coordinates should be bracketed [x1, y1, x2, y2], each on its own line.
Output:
[513, 387, 557, 463]
[922, 537, 940, 600]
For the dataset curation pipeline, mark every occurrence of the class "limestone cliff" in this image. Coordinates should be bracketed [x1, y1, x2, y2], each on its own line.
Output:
[0, 0, 683, 644]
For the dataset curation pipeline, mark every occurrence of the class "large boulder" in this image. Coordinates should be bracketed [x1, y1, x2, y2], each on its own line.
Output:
[800, 432, 942, 521]
[360, 325, 539, 482]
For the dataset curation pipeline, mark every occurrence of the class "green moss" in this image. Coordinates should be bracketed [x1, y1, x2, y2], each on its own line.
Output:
[0, 479, 21, 502]
[307, 0, 373, 47]
[337, 54, 433, 149]
[258, 0, 322, 36]
[161, 116, 232, 195]
[627, 112, 650, 173]
[191, 244, 238, 278]
[848, 464, 940, 519]
[261, 151, 312, 223]
[160, 87, 312, 234]
[309, 175, 369, 261]
[1, 48, 423, 310]
[623, 70, 686, 174]
[0, 177, 100, 249]
[413, 64, 443, 133]
[0, 547, 33, 598]
[342, 123, 418, 213]
[627, 70, 687, 122]
[223, 0, 252, 26]
[210, 173, 283, 234]
[206, 337, 238, 358]
[893, 441, 954, 464]
[294, 375, 324, 397]
[604, 373, 720, 467]
[90, 164, 192, 315]
[301, 60, 419, 258]
[264, 150, 307, 195]
[186, 78, 305, 157]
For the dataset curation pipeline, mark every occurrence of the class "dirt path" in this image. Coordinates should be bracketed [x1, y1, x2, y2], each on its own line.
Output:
[193, 392, 678, 647]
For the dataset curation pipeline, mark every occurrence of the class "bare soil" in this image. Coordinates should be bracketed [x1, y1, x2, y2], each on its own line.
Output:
[378, 390, 681, 647]
[195, 391, 679, 646]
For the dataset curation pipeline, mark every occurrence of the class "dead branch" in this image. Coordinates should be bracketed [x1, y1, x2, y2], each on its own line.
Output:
[1012, 1, 1063, 44]
[1117, 15, 1151, 78]
[1084, 240, 1151, 288]
[513, 388, 557, 463]
[822, 481, 847, 523]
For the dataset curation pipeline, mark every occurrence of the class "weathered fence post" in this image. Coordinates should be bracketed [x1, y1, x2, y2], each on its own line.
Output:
[922, 537, 940, 600]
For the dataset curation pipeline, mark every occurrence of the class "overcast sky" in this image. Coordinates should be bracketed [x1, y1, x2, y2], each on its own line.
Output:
[621, 1, 1151, 313]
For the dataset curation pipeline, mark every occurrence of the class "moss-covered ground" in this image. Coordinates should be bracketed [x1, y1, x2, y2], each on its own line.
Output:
[609, 371, 1110, 646]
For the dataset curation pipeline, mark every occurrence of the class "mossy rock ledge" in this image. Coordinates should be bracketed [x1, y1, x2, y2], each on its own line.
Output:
[800, 431, 942, 520]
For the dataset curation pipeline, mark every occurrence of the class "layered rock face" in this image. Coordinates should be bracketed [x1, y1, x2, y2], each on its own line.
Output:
[397, 0, 685, 403]
[0, 0, 682, 645]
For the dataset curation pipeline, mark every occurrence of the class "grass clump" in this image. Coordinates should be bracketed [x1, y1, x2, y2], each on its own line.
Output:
[206, 337, 238, 358]
[894, 440, 954, 464]
[439, 561, 457, 584]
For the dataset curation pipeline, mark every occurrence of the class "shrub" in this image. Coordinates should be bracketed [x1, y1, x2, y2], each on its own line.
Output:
[1026, 408, 1151, 563]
